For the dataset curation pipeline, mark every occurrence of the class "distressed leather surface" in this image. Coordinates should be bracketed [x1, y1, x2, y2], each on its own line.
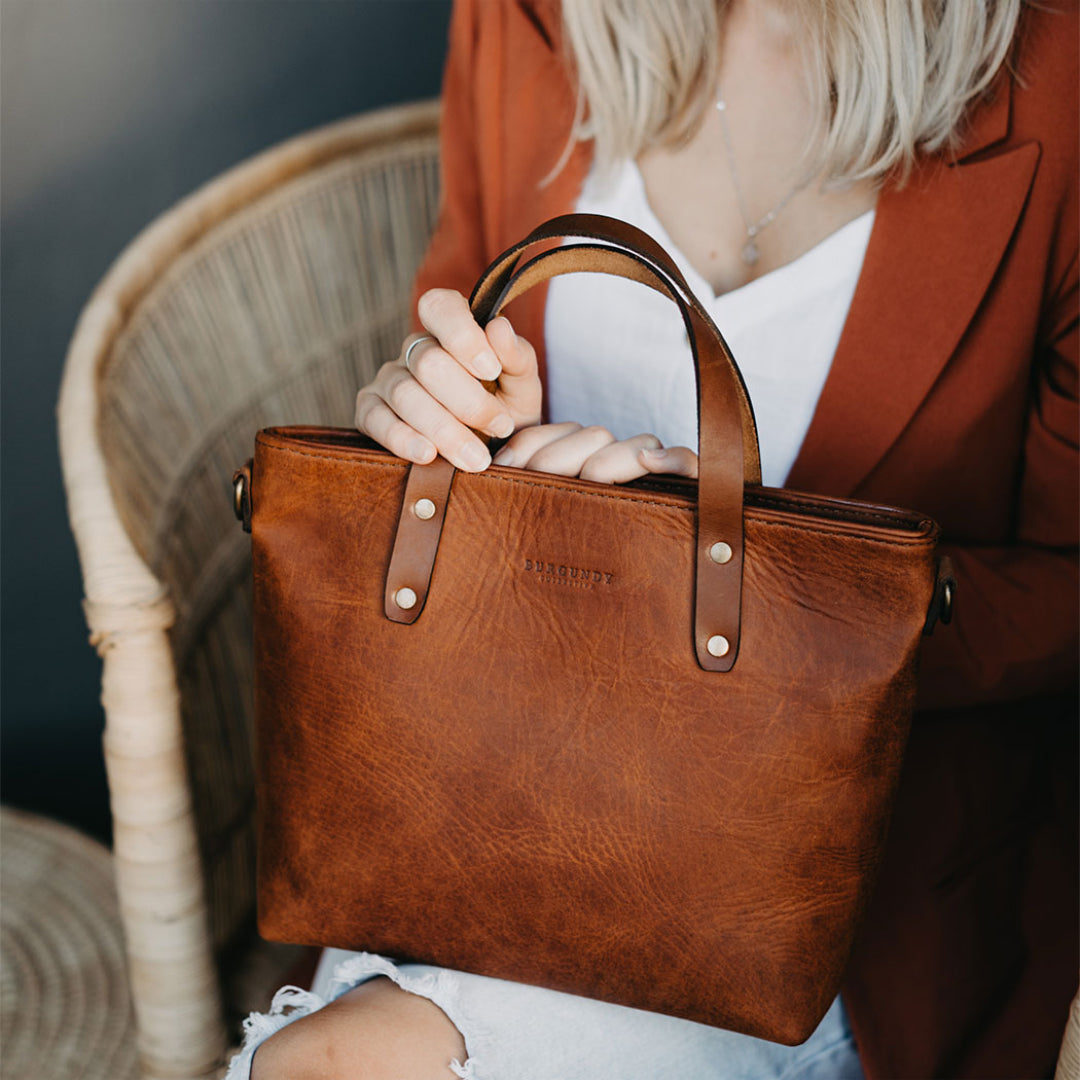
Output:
[248, 423, 939, 1043]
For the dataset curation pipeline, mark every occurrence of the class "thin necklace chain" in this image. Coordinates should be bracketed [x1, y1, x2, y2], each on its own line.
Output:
[715, 91, 807, 266]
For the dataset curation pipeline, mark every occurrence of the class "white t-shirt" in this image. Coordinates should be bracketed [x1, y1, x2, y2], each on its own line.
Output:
[543, 158, 875, 488]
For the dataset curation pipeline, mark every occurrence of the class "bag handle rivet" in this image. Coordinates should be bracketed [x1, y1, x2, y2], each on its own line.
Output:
[413, 498, 437, 520]
[706, 635, 730, 658]
[709, 542, 733, 565]
[394, 587, 418, 610]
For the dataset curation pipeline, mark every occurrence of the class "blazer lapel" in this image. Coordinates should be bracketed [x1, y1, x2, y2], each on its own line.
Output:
[784, 82, 1039, 498]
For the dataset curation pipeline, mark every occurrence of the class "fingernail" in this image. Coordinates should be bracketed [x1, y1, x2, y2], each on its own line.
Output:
[460, 443, 491, 471]
[490, 414, 515, 438]
[409, 437, 433, 461]
[640, 448, 668, 460]
[474, 350, 501, 381]
[492, 447, 515, 467]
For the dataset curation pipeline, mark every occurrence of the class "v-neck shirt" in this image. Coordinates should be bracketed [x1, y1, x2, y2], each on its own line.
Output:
[543, 158, 875, 488]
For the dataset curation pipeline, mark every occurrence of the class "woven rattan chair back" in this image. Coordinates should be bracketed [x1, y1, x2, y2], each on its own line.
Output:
[58, 100, 441, 1079]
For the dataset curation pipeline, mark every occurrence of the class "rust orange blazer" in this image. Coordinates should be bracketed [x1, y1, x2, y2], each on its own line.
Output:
[410, 1, 1079, 1076]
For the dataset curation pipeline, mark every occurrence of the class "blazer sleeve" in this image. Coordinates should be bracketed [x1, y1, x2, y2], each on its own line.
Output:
[916, 252, 1079, 711]
[409, 0, 491, 326]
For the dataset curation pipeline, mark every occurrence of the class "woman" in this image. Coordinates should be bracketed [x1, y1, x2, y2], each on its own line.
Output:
[231, 1, 1078, 1077]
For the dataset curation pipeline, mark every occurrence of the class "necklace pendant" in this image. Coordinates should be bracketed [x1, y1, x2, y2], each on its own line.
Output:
[741, 238, 760, 265]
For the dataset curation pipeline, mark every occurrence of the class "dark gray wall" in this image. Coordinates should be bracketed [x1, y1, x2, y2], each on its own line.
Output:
[1, 0, 452, 841]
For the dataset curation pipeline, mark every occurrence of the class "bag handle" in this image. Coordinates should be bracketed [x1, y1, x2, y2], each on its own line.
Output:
[469, 212, 761, 484]
[385, 214, 762, 672]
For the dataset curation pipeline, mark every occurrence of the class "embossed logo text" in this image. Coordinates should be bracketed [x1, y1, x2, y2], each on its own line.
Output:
[522, 559, 614, 589]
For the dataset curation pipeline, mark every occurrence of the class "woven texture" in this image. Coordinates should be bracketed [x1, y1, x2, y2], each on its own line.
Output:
[58, 101, 442, 1077]
[1, 808, 138, 1079]
[1057, 991, 1080, 1080]
[101, 135, 441, 956]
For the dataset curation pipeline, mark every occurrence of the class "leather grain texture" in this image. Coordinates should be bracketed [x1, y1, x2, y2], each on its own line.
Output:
[243, 216, 943, 1044]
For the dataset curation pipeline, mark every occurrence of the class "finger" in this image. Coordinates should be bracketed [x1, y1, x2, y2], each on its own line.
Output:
[638, 445, 699, 478]
[491, 422, 584, 467]
[379, 367, 493, 472]
[522, 425, 618, 477]
[483, 316, 537, 382]
[416, 288, 502, 381]
[404, 340, 515, 439]
[484, 316, 542, 427]
[354, 392, 436, 464]
[579, 433, 663, 484]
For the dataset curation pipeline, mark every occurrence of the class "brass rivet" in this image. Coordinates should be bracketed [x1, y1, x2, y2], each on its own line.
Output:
[709, 541, 733, 565]
[233, 476, 245, 521]
[414, 498, 436, 520]
[394, 587, 418, 610]
[706, 634, 730, 658]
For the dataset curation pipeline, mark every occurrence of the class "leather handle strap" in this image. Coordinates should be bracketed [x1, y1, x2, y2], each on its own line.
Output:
[386, 214, 762, 670]
[471, 212, 710, 324]
[384, 457, 456, 624]
[469, 213, 760, 464]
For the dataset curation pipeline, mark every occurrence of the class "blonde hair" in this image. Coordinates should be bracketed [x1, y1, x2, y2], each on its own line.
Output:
[557, 0, 1023, 187]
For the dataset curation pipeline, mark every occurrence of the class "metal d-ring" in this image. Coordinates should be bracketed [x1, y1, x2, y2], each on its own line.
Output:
[234, 475, 246, 522]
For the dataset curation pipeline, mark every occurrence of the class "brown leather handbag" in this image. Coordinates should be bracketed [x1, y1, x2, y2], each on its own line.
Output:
[233, 214, 954, 1044]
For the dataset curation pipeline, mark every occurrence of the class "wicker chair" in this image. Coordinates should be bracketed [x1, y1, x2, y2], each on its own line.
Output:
[57, 99, 442, 1080]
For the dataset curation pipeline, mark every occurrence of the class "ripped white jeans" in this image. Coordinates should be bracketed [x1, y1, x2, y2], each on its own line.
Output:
[225, 949, 864, 1080]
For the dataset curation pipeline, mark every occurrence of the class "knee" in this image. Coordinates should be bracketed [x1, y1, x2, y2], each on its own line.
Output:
[250, 977, 467, 1080]
[250, 1010, 341, 1080]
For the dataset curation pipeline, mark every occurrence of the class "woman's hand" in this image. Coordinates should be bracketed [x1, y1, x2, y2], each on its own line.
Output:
[491, 422, 699, 484]
[354, 289, 542, 472]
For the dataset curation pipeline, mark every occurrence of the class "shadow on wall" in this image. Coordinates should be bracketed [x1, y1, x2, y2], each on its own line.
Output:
[0, 0, 452, 841]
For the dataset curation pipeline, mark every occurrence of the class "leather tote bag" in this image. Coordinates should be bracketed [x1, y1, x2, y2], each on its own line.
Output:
[233, 214, 954, 1044]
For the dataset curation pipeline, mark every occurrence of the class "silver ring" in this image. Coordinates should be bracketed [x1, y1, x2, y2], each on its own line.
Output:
[404, 335, 434, 373]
